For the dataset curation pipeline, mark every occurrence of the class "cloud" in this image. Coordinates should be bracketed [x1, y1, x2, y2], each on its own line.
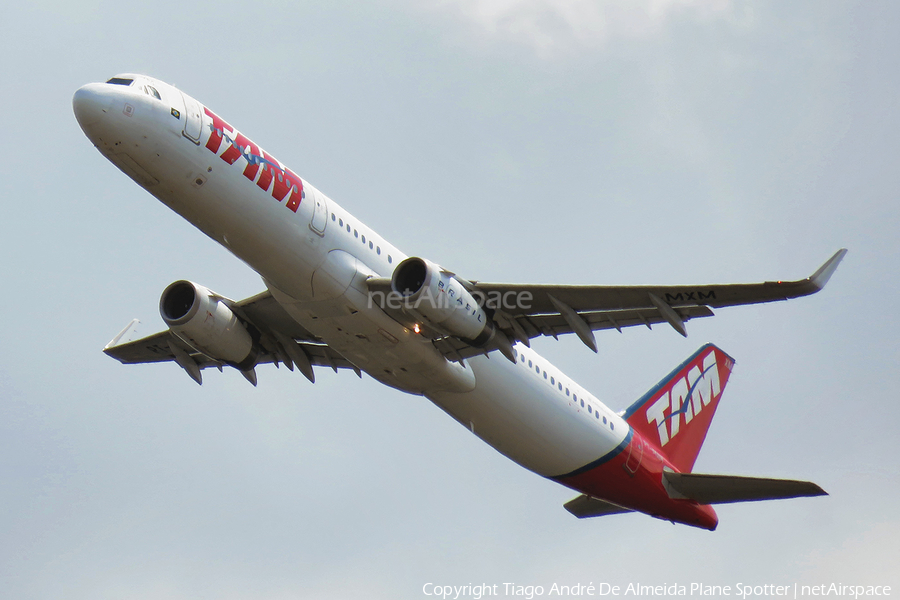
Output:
[432, 0, 737, 57]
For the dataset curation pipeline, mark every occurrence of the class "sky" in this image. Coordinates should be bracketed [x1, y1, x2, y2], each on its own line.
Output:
[1, 1, 898, 598]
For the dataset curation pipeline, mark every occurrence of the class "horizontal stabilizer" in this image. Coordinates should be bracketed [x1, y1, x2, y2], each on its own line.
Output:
[564, 494, 634, 518]
[663, 470, 827, 505]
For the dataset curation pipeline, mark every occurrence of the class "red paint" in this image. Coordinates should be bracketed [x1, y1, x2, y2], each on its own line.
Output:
[284, 167, 303, 213]
[220, 132, 263, 183]
[203, 107, 231, 153]
[264, 150, 290, 201]
[626, 345, 734, 473]
[201, 106, 303, 213]
[555, 434, 719, 531]
[255, 156, 274, 193]
[553, 346, 737, 530]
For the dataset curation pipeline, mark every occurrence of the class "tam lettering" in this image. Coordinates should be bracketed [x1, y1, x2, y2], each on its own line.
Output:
[202, 107, 303, 213]
[645, 350, 721, 447]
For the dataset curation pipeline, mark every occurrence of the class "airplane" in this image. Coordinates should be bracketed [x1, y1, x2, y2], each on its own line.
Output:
[73, 74, 846, 530]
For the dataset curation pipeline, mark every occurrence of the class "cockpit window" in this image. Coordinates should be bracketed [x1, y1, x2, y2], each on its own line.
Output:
[106, 77, 134, 86]
[144, 85, 161, 100]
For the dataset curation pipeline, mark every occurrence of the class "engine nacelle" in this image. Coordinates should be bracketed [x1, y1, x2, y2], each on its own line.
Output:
[159, 280, 258, 370]
[391, 257, 493, 345]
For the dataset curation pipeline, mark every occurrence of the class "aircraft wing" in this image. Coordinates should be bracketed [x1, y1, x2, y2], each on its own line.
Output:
[103, 291, 360, 384]
[371, 249, 846, 360]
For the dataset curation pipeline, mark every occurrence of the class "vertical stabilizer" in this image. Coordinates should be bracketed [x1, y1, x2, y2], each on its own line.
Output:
[623, 344, 735, 473]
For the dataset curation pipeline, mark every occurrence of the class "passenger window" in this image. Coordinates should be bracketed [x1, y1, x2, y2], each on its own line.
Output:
[362, 234, 366, 243]
[550, 376, 555, 385]
[339, 218, 343, 226]
[346, 225, 351, 232]
[580, 399, 584, 408]
[588, 405, 592, 414]
[388, 255, 392, 264]
[369, 241, 374, 250]
[603, 416, 607, 424]
[543, 372, 547, 379]
[377, 247, 381, 255]
[332, 214, 336, 221]
[566, 389, 570, 396]
[610, 422, 614, 430]
[354, 230, 358, 238]
[558, 383, 562, 390]
[528, 360, 532, 368]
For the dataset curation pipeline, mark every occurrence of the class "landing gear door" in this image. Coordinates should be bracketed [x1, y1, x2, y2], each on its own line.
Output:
[181, 93, 203, 144]
[309, 187, 328, 236]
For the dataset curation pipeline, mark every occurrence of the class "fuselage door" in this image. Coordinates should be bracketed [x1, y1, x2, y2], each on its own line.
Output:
[309, 188, 328, 236]
[624, 433, 644, 475]
[181, 93, 203, 144]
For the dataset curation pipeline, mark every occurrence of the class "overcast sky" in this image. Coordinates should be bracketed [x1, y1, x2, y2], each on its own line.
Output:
[1, 1, 898, 598]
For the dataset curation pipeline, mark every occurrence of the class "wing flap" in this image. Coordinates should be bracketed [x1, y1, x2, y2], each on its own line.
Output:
[432, 306, 714, 362]
[662, 471, 828, 505]
[517, 305, 714, 338]
[234, 291, 319, 342]
[104, 329, 185, 364]
[103, 328, 356, 370]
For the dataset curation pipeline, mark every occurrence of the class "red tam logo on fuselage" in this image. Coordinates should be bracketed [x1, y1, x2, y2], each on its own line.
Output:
[203, 107, 303, 213]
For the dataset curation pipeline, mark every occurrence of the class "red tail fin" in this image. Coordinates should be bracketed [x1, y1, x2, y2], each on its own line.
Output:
[623, 344, 735, 473]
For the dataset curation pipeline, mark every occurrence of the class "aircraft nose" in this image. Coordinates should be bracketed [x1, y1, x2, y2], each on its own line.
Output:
[73, 83, 113, 131]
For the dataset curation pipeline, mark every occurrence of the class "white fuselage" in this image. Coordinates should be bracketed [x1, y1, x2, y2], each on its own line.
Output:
[74, 75, 628, 480]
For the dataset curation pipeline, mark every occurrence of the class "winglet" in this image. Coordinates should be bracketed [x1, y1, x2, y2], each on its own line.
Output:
[809, 249, 848, 291]
[104, 318, 140, 350]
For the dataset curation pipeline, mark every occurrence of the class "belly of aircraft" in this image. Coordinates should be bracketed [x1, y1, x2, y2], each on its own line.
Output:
[428, 355, 626, 477]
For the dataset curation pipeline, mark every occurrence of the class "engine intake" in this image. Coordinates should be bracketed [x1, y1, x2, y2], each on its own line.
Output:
[391, 257, 494, 346]
[160, 280, 258, 370]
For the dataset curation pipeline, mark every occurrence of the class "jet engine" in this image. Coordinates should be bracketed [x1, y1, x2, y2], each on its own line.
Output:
[391, 257, 494, 346]
[159, 280, 259, 370]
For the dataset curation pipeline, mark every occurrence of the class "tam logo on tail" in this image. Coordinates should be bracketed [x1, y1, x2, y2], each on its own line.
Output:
[646, 350, 727, 446]
[625, 344, 735, 473]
